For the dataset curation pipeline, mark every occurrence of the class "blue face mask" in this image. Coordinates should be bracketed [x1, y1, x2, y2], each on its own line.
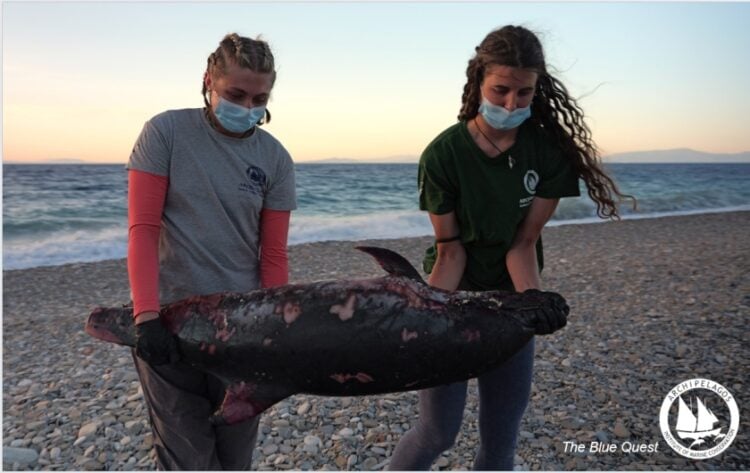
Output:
[213, 96, 266, 133]
[478, 96, 531, 130]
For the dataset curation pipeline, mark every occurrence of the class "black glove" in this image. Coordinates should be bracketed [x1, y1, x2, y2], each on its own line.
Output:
[523, 289, 570, 335]
[135, 318, 180, 365]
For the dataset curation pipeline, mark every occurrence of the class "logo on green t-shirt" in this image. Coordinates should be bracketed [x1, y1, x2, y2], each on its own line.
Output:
[523, 170, 539, 194]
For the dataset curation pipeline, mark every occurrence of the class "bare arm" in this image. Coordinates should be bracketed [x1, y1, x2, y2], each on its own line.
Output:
[506, 197, 560, 292]
[427, 212, 466, 291]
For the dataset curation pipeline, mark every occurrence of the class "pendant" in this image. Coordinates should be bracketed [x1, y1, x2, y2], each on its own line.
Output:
[508, 155, 515, 169]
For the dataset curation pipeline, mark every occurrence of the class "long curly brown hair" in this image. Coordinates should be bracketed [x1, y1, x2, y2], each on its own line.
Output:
[459, 26, 634, 219]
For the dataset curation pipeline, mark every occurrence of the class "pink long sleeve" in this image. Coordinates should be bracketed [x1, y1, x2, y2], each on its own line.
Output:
[127, 170, 168, 317]
[259, 209, 291, 288]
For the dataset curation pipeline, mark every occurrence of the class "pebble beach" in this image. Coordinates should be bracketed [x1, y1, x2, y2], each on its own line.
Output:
[3, 211, 749, 471]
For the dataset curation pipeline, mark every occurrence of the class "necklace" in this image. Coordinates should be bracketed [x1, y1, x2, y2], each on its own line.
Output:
[473, 119, 515, 169]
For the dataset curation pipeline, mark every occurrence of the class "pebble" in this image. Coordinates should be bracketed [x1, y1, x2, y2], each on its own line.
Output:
[613, 420, 630, 438]
[2, 214, 749, 471]
[262, 444, 279, 456]
[304, 435, 322, 447]
[297, 401, 311, 415]
[77, 421, 101, 440]
[81, 459, 103, 470]
[87, 445, 99, 457]
[371, 446, 387, 455]
[3, 447, 39, 467]
[125, 420, 143, 435]
[435, 456, 450, 468]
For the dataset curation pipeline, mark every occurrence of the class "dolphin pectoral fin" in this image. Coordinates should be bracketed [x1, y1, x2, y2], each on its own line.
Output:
[355, 246, 425, 284]
[210, 382, 292, 425]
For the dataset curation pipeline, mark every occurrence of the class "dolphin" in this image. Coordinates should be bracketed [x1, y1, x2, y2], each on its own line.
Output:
[85, 246, 568, 425]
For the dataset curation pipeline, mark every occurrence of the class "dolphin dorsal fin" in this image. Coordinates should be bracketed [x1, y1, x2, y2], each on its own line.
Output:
[355, 246, 425, 284]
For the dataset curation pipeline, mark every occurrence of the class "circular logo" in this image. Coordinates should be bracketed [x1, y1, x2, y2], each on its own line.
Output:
[523, 170, 539, 194]
[660, 378, 739, 459]
[246, 165, 265, 184]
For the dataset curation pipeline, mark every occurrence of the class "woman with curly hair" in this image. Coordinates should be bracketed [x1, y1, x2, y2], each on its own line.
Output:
[388, 25, 630, 470]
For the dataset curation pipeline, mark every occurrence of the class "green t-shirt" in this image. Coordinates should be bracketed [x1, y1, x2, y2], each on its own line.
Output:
[418, 120, 580, 291]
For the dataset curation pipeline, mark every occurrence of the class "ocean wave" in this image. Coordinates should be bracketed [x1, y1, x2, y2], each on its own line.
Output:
[289, 211, 433, 244]
[5, 206, 750, 270]
[3, 163, 749, 270]
[2, 226, 128, 270]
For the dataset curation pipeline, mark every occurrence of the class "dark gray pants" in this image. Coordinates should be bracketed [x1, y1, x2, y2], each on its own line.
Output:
[388, 337, 535, 471]
[132, 351, 260, 470]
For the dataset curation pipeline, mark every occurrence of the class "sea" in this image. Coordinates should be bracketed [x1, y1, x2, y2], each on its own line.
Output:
[3, 162, 750, 270]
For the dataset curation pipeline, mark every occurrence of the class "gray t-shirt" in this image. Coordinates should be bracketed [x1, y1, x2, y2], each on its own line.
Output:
[127, 108, 297, 304]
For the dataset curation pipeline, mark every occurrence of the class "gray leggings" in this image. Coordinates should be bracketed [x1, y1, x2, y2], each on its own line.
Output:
[388, 337, 534, 471]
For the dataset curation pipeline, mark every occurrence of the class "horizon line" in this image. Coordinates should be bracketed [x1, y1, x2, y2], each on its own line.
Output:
[4, 147, 750, 166]
[5, 160, 750, 166]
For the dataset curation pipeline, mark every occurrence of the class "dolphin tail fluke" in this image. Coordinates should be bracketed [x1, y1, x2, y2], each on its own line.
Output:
[85, 307, 137, 347]
[355, 246, 425, 283]
[210, 381, 293, 425]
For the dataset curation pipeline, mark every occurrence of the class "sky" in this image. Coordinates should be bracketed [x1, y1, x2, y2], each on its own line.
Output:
[3, 1, 750, 164]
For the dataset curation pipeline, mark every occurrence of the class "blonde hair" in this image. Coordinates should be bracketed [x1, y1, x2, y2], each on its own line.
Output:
[201, 33, 276, 124]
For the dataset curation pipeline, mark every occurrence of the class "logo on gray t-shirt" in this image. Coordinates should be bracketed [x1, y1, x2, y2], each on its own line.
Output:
[240, 165, 267, 196]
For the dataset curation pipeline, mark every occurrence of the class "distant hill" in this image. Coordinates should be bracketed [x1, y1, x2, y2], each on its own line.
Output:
[305, 149, 750, 164]
[4, 158, 89, 164]
[604, 148, 750, 163]
[303, 155, 418, 164]
[7, 149, 749, 165]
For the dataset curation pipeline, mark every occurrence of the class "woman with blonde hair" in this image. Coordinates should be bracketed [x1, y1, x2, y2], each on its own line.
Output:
[127, 33, 296, 470]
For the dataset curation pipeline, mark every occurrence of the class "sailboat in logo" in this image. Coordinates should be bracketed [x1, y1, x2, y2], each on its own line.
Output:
[675, 395, 727, 447]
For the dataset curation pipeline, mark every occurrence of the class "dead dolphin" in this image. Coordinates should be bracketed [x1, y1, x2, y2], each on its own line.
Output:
[86, 246, 568, 424]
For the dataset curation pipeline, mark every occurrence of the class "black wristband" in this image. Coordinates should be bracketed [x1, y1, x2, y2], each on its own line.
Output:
[435, 235, 460, 244]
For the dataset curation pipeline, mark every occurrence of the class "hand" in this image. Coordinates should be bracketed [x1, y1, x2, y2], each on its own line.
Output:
[523, 289, 570, 335]
[135, 317, 180, 365]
